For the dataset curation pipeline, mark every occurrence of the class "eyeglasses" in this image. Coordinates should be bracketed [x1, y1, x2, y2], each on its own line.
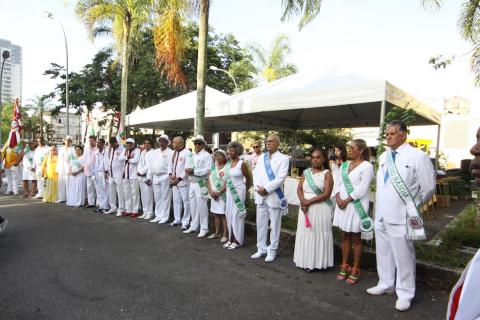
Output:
[194, 142, 203, 145]
[253, 146, 260, 148]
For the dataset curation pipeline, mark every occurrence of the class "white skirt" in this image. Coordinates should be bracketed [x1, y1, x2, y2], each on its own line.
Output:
[210, 195, 226, 214]
[293, 198, 334, 270]
[333, 202, 363, 233]
[22, 167, 36, 181]
[66, 173, 87, 207]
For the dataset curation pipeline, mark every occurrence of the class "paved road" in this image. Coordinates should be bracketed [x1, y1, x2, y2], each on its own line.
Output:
[0, 195, 449, 320]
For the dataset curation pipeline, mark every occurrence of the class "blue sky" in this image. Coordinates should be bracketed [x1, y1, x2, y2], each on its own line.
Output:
[0, 0, 477, 111]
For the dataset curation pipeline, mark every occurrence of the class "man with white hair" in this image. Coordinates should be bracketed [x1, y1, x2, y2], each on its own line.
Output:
[251, 134, 290, 263]
[104, 137, 126, 215]
[168, 136, 191, 230]
[83, 135, 98, 208]
[137, 138, 156, 220]
[121, 138, 141, 217]
[33, 137, 49, 199]
[56, 136, 75, 202]
[184, 135, 213, 237]
[147, 134, 174, 223]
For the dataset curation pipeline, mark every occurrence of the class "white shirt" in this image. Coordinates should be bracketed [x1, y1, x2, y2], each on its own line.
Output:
[137, 148, 156, 181]
[34, 145, 49, 174]
[83, 146, 97, 177]
[94, 148, 106, 176]
[375, 142, 435, 224]
[104, 145, 126, 179]
[168, 148, 191, 187]
[185, 149, 212, 183]
[147, 147, 174, 184]
[22, 148, 36, 172]
[253, 151, 290, 208]
[120, 147, 141, 180]
[57, 146, 75, 175]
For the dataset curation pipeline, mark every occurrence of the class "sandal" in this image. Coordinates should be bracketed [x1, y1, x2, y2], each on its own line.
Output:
[222, 241, 231, 248]
[227, 243, 240, 250]
[208, 233, 220, 239]
[220, 237, 228, 243]
[336, 264, 350, 281]
[346, 267, 360, 285]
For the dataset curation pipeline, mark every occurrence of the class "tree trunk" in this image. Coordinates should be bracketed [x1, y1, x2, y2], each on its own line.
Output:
[120, 18, 131, 136]
[40, 105, 44, 139]
[195, 0, 209, 136]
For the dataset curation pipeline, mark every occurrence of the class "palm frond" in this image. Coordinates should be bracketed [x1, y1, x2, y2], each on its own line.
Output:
[471, 46, 480, 86]
[280, 0, 322, 30]
[420, 0, 443, 12]
[458, 0, 480, 42]
[269, 34, 291, 70]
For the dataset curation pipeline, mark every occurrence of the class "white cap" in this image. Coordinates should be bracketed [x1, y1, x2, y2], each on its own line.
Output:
[157, 134, 170, 145]
[192, 135, 206, 144]
[126, 138, 135, 144]
[214, 149, 227, 157]
[64, 135, 72, 141]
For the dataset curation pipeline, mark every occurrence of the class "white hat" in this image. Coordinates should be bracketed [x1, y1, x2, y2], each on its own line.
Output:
[64, 135, 72, 141]
[192, 135, 206, 144]
[157, 134, 170, 144]
[126, 138, 135, 144]
[214, 149, 227, 157]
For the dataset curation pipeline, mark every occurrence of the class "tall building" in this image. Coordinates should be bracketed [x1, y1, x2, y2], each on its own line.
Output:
[0, 39, 22, 103]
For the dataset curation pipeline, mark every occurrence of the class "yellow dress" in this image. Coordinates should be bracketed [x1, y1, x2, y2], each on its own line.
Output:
[41, 155, 58, 203]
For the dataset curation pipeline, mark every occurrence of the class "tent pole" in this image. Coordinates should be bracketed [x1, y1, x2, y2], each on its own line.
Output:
[292, 129, 297, 172]
[379, 100, 386, 127]
[435, 124, 441, 170]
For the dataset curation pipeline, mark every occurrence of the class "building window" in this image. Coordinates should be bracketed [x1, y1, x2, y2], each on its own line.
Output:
[58, 118, 62, 124]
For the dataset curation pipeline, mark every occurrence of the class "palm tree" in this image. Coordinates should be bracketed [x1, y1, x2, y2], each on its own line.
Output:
[26, 96, 52, 138]
[75, 0, 150, 131]
[249, 34, 297, 83]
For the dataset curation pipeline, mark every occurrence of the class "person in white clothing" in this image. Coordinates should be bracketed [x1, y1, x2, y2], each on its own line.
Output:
[34, 137, 49, 199]
[2, 145, 21, 195]
[333, 139, 374, 284]
[168, 136, 191, 230]
[251, 135, 290, 263]
[66, 145, 87, 207]
[206, 149, 228, 242]
[20, 140, 37, 198]
[104, 137, 126, 216]
[56, 136, 75, 203]
[120, 138, 141, 217]
[147, 134, 173, 224]
[246, 141, 262, 170]
[83, 136, 98, 208]
[137, 138, 155, 220]
[367, 120, 435, 312]
[93, 139, 109, 212]
[183, 135, 212, 237]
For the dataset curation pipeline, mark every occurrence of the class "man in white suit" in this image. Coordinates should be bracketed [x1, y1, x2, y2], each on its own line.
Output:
[169, 136, 191, 231]
[104, 137, 126, 215]
[367, 120, 435, 312]
[251, 135, 290, 263]
[56, 136, 75, 202]
[137, 138, 156, 219]
[83, 135, 98, 208]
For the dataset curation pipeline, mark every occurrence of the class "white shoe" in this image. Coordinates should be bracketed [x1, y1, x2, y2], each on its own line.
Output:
[366, 286, 394, 296]
[144, 214, 154, 220]
[34, 195, 42, 199]
[250, 251, 266, 259]
[150, 217, 161, 223]
[395, 299, 411, 312]
[158, 219, 169, 224]
[265, 254, 276, 263]
[104, 209, 115, 215]
[138, 213, 146, 219]
[115, 212, 123, 217]
[0, 219, 8, 233]
[197, 231, 208, 238]
[55, 200, 63, 203]
[183, 227, 197, 234]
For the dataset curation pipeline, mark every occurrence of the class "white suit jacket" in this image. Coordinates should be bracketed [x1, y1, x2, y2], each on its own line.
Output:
[253, 151, 290, 208]
[147, 148, 173, 184]
[104, 145, 126, 179]
[168, 148, 190, 187]
[375, 142, 435, 224]
[185, 149, 212, 184]
[137, 149, 156, 181]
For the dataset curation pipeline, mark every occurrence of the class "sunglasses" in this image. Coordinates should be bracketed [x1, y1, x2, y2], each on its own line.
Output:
[194, 142, 203, 145]
[253, 146, 260, 148]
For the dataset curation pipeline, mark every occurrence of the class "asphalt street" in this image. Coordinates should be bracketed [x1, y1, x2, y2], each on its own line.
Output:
[0, 194, 449, 320]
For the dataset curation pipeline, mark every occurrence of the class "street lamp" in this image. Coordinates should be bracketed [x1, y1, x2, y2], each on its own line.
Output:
[45, 11, 70, 136]
[0, 50, 11, 145]
[209, 65, 239, 93]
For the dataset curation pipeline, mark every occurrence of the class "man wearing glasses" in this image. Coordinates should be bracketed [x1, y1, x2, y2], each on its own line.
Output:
[247, 141, 262, 170]
[33, 137, 50, 199]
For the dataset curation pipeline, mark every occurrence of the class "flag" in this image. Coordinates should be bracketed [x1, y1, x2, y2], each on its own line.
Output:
[115, 112, 126, 144]
[4, 98, 22, 149]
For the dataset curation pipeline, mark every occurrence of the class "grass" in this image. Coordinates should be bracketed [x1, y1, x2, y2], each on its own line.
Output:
[441, 205, 480, 248]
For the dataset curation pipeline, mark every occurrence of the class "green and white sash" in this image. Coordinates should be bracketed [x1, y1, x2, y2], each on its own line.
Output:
[304, 168, 333, 208]
[188, 153, 209, 198]
[386, 149, 426, 240]
[340, 162, 374, 240]
[24, 146, 34, 169]
[210, 163, 226, 201]
[225, 161, 247, 216]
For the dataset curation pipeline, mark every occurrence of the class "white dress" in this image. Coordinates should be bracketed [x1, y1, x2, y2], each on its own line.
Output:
[22, 149, 36, 181]
[333, 161, 374, 233]
[66, 156, 87, 207]
[293, 169, 334, 270]
[209, 164, 226, 214]
[226, 160, 246, 245]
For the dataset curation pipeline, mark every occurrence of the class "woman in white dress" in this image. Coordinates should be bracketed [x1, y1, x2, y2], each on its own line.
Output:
[66, 146, 87, 207]
[224, 141, 251, 250]
[21, 140, 37, 198]
[333, 139, 374, 285]
[294, 149, 334, 272]
[206, 149, 228, 242]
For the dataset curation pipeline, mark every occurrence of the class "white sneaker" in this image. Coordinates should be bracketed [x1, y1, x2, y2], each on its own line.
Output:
[182, 227, 197, 234]
[34, 195, 42, 199]
[265, 254, 276, 263]
[366, 286, 394, 296]
[197, 231, 208, 238]
[158, 219, 169, 224]
[55, 200, 63, 203]
[144, 214, 154, 220]
[115, 212, 123, 217]
[250, 251, 266, 259]
[150, 217, 161, 223]
[0, 219, 8, 233]
[138, 213, 146, 219]
[395, 299, 411, 312]
[104, 209, 115, 215]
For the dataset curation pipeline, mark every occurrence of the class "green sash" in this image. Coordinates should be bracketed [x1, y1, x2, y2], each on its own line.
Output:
[225, 161, 247, 216]
[386, 149, 426, 240]
[210, 164, 226, 201]
[340, 162, 373, 239]
[303, 168, 333, 207]
[188, 153, 209, 197]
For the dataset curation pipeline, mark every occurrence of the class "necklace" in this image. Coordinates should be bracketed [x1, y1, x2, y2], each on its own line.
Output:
[349, 160, 363, 172]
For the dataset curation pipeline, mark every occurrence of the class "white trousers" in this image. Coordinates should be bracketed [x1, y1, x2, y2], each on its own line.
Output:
[139, 178, 154, 215]
[108, 176, 125, 213]
[5, 167, 20, 194]
[57, 173, 69, 201]
[172, 185, 191, 228]
[94, 173, 109, 210]
[256, 203, 282, 255]
[153, 179, 171, 221]
[123, 179, 140, 213]
[374, 219, 416, 301]
[86, 176, 96, 206]
[189, 182, 209, 232]
[36, 170, 44, 197]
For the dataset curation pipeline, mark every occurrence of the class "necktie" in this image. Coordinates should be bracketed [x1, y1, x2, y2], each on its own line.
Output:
[384, 150, 397, 183]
